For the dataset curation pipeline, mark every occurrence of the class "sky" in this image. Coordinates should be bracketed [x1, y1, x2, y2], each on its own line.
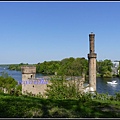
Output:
[0, 1, 120, 64]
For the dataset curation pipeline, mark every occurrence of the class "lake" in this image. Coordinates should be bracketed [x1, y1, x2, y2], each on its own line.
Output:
[0, 66, 120, 96]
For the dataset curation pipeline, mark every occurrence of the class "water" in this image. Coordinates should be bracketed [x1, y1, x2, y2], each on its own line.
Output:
[0, 66, 120, 96]
[0, 66, 22, 81]
[96, 77, 120, 95]
[0, 66, 43, 82]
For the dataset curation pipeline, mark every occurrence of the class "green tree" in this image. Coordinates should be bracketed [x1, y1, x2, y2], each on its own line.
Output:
[97, 59, 113, 77]
[0, 72, 18, 93]
[45, 77, 80, 99]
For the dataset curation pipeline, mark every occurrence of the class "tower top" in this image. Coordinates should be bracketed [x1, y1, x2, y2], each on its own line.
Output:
[21, 66, 36, 74]
[89, 32, 95, 36]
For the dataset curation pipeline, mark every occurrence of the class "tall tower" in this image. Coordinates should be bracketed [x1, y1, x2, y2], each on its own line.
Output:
[21, 66, 36, 94]
[88, 32, 97, 92]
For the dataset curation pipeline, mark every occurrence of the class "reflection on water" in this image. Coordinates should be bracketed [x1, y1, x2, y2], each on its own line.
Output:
[0, 66, 120, 95]
[0, 66, 22, 82]
[97, 77, 120, 95]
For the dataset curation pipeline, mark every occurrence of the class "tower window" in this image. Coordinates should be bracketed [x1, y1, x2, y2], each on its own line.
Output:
[31, 75, 33, 78]
[33, 85, 34, 88]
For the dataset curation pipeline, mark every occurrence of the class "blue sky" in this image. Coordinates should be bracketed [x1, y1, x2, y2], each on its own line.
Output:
[0, 1, 120, 64]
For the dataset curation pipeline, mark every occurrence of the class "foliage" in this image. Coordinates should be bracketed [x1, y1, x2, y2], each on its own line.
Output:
[8, 63, 29, 71]
[36, 61, 60, 75]
[0, 92, 120, 118]
[0, 73, 120, 118]
[8, 57, 115, 78]
[0, 72, 21, 95]
[36, 58, 115, 78]
[97, 59, 113, 77]
[45, 76, 81, 100]
[36, 57, 88, 77]
[115, 92, 120, 101]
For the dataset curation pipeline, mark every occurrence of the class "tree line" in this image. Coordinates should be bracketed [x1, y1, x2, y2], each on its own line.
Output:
[8, 57, 120, 78]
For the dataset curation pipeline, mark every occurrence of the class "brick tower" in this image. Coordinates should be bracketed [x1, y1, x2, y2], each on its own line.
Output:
[88, 32, 97, 92]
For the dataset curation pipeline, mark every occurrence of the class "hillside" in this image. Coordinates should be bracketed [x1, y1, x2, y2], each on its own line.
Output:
[0, 93, 120, 118]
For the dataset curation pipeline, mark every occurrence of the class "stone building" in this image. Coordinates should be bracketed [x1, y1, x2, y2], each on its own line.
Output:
[21, 66, 51, 95]
[21, 66, 85, 96]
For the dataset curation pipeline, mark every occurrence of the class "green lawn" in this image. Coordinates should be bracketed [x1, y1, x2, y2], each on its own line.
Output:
[0, 93, 120, 118]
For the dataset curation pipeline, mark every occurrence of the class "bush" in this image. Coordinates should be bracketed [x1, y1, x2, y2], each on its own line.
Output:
[45, 76, 81, 100]
[115, 92, 120, 101]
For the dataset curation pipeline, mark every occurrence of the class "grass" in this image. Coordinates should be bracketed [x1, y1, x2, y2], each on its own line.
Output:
[0, 93, 120, 118]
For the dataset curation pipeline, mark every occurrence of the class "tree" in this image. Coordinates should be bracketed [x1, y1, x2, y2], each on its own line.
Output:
[0, 72, 18, 93]
[97, 59, 113, 77]
[45, 77, 80, 99]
